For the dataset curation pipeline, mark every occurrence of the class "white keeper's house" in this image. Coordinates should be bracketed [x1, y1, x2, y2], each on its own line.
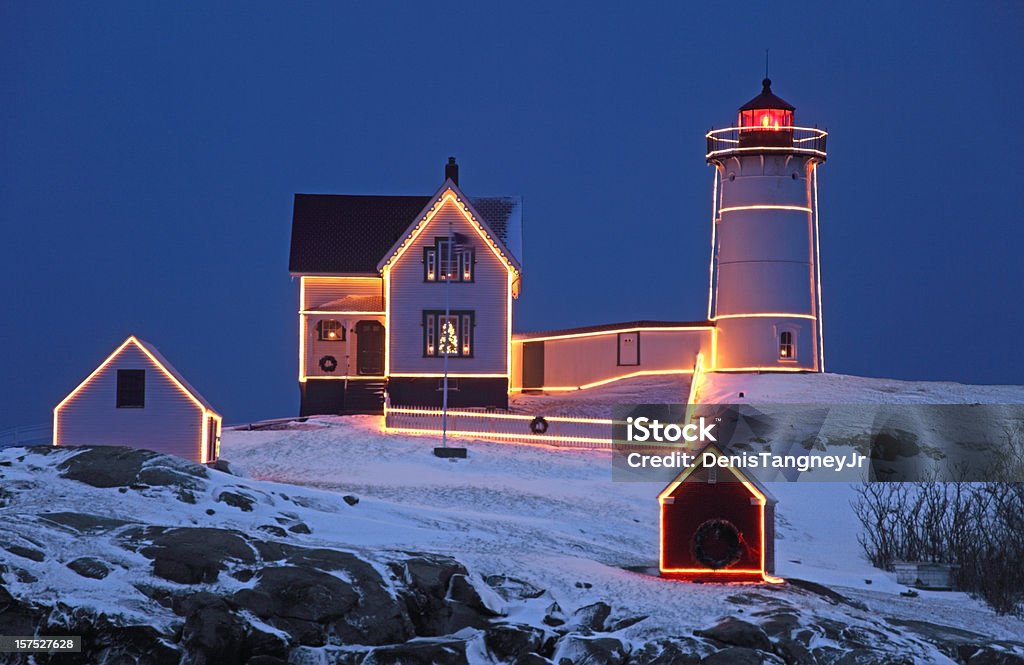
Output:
[289, 78, 827, 415]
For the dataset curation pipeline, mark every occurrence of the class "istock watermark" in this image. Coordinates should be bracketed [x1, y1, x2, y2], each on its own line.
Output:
[610, 403, 1024, 483]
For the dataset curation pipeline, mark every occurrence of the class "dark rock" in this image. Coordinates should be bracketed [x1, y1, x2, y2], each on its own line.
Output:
[0, 487, 11, 508]
[362, 638, 469, 665]
[0, 583, 40, 636]
[206, 508, 216, 515]
[572, 602, 611, 632]
[553, 635, 628, 665]
[57, 446, 160, 487]
[217, 489, 257, 512]
[234, 560, 410, 647]
[786, 578, 868, 610]
[257, 525, 288, 538]
[138, 465, 205, 489]
[211, 459, 241, 476]
[774, 638, 815, 665]
[448, 574, 502, 617]
[139, 527, 256, 584]
[288, 522, 312, 534]
[343, 494, 359, 506]
[695, 617, 773, 652]
[543, 602, 567, 628]
[607, 614, 647, 632]
[701, 647, 783, 664]
[180, 592, 288, 665]
[630, 638, 703, 664]
[14, 568, 37, 583]
[484, 574, 546, 601]
[575, 581, 593, 589]
[67, 557, 111, 579]
[394, 554, 470, 636]
[2, 544, 44, 562]
[484, 624, 546, 662]
[232, 569, 255, 582]
[885, 617, 993, 662]
[758, 612, 801, 638]
[177, 489, 198, 504]
[39, 511, 132, 533]
[967, 647, 1024, 665]
[834, 649, 913, 665]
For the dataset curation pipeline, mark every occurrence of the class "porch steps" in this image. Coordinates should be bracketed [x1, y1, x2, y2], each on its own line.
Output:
[343, 380, 386, 415]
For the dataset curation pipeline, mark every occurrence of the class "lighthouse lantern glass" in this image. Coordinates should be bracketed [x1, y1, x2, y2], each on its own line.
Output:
[740, 108, 792, 131]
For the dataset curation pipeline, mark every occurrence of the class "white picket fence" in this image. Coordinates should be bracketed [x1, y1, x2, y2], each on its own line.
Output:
[384, 405, 614, 449]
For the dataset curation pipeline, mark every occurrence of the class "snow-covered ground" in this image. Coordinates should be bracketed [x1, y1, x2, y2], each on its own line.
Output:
[701, 372, 1024, 405]
[3, 371, 1022, 661]
[212, 370, 1024, 653]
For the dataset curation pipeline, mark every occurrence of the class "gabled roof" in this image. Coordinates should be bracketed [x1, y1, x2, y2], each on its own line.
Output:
[133, 338, 218, 414]
[658, 443, 776, 505]
[55, 336, 219, 416]
[376, 180, 521, 274]
[289, 184, 523, 275]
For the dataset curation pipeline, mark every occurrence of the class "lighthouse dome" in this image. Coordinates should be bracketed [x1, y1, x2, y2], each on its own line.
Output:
[738, 78, 794, 131]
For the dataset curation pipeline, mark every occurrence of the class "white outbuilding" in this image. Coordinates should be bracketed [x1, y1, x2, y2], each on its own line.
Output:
[53, 336, 221, 463]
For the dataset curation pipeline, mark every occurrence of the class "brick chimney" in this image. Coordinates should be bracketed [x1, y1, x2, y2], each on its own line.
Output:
[445, 156, 459, 185]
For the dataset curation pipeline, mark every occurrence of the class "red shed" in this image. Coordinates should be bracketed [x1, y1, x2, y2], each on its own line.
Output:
[658, 445, 778, 582]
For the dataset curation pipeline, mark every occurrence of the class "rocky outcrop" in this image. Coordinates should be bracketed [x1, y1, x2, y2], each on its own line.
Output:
[2, 445, 1022, 665]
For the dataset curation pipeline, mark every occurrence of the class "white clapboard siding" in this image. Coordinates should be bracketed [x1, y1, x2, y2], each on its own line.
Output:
[512, 328, 712, 390]
[56, 343, 204, 460]
[302, 276, 384, 311]
[388, 197, 510, 374]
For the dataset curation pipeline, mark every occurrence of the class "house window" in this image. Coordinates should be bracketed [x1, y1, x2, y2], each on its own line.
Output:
[424, 237, 474, 282]
[317, 319, 345, 341]
[423, 310, 474, 357]
[779, 331, 795, 360]
[116, 369, 145, 408]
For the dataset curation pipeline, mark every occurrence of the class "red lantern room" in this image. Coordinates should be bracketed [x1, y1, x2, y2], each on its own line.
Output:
[738, 78, 795, 147]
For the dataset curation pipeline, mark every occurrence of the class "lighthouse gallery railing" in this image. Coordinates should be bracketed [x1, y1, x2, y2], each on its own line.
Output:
[706, 126, 828, 161]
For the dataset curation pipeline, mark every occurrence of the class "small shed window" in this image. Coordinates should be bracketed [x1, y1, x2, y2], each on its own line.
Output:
[116, 369, 146, 408]
[317, 319, 344, 341]
[779, 331, 795, 360]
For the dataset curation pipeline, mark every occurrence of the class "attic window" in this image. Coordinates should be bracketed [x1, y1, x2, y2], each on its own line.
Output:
[116, 369, 145, 408]
[424, 237, 474, 282]
[317, 319, 345, 341]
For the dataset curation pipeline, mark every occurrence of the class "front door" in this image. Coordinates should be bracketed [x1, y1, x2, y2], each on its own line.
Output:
[355, 320, 385, 375]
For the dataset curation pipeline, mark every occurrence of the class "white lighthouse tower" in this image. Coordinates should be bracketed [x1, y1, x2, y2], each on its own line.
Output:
[706, 79, 828, 372]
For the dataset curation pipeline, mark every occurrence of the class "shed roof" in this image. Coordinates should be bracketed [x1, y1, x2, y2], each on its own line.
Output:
[658, 444, 777, 505]
[132, 338, 219, 414]
[289, 190, 522, 275]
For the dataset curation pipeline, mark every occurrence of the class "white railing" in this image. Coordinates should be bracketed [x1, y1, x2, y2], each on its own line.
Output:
[384, 405, 614, 449]
[706, 126, 827, 160]
[0, 423, 52, 449]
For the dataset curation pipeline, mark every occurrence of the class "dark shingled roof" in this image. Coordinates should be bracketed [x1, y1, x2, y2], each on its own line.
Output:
[289, 193, 522, 274]
[739, 78, 795, 112]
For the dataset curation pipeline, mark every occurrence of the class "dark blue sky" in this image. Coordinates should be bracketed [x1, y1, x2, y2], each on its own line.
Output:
[3, 3, 1022, 428]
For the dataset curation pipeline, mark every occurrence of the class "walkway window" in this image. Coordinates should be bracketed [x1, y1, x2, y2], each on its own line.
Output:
[779, 331, 795, 360]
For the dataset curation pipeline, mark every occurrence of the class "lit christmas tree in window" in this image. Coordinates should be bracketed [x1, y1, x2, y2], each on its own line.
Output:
[441, 319, 459, 355]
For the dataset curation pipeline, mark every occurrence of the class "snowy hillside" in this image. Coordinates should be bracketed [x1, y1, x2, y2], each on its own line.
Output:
[2, 372, 1023, 663]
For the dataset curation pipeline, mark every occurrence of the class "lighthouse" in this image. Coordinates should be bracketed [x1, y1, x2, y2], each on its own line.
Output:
[706, 79, 827, 372]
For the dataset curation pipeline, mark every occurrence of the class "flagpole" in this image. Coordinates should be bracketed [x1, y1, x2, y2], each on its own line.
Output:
[441, 215, 451, 449]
